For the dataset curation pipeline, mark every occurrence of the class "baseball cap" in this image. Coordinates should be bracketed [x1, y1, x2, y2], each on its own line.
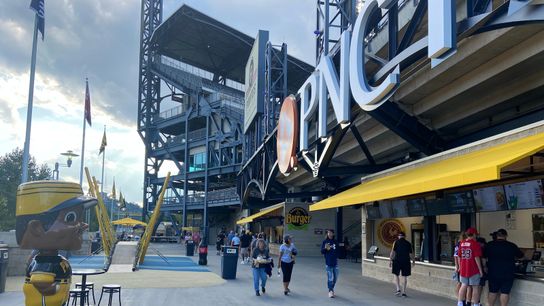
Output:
[466, 227, 479, 235]
[496, 228, 508, 236]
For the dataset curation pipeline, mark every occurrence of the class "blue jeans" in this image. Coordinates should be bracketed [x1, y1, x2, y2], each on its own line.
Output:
[326, 265, 339, 291]
[252, 267, 267, 291]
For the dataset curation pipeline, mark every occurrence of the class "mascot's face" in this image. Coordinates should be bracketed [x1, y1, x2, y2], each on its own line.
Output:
[20, 206, 88, 250]
[16, 181, 96, 251]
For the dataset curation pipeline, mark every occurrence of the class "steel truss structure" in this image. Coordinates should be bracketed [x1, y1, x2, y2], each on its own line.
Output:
[138, 2, 246, 240]
[137, 0, 162, 220]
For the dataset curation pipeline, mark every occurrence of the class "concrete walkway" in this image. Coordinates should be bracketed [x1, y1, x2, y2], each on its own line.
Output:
[0, 242, 455, 305]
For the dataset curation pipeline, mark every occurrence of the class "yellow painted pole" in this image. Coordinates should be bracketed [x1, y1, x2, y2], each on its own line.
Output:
[136, 172, 171, 265]
[85, 167, 110, 257]
[92, 176, 115, 245]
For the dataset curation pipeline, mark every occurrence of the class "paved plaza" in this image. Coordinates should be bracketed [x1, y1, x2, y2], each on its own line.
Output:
[0, 243, 454, 305]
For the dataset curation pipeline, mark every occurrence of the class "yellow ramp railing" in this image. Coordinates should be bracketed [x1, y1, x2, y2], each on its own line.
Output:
[85, 167, 116, 258]
[133, 172, 170, 270]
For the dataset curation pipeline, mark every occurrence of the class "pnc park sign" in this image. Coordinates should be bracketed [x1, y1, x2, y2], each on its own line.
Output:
[276, 0, 544, 175]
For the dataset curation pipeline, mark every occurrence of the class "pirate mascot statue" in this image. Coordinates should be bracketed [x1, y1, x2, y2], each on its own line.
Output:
[16, 181, 97, 306]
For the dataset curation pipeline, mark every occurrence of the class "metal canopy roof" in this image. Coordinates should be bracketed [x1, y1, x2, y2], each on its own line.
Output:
[150, 4, 314, 91]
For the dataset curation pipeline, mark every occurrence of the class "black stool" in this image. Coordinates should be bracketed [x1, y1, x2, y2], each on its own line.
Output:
[68, 288, 90, 306]
[76, 282, 96, 305]
[98, 284, 121, 306]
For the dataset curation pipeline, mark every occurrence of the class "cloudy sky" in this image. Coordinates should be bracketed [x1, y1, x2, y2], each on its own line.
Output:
[0, 0, 315, 205]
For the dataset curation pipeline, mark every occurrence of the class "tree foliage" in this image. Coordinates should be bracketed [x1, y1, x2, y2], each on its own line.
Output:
[0, 148, 52, 230]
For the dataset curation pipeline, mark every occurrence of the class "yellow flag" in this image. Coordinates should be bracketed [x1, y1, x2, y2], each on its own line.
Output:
[99, 129, 107, 155]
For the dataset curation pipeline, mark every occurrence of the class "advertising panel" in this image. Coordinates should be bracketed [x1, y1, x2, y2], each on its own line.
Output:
[505, 180, 544, 210]
[244, 30, 268, 133]
[473, 186, 507, 212]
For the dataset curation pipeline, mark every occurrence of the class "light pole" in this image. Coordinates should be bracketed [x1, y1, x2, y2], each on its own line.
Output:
[52, 150, 79, 180]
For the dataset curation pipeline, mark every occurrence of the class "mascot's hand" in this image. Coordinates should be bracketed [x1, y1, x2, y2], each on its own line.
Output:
[29, 273, 57, 296]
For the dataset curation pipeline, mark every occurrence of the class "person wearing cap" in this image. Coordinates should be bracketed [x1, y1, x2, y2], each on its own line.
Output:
[321, 229, 339, 298]
[16, 181, 97, 306]
[389, 231, 415, 297]
[278, 235, 298, 295]
[240, 230, 252, 264]
[458, 227, 484, 306]
[484, 229, 524, 306]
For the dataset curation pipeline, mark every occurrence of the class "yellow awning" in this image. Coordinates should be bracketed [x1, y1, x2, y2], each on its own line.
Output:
[236, 203, 284, 225]
[112, 217, 147, 226]
[310, 132, 544, 211]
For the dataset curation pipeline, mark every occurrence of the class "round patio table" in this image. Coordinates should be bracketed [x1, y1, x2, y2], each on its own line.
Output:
[72, 268, 106, 306]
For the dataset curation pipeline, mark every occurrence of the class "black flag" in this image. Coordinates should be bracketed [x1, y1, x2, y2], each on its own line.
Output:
[29, 0, 45, 40]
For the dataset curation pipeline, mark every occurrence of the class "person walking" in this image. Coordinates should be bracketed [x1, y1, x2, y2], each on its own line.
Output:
[321, 229, 339, 298]
[458, 227, 484, 306]
[251, 239, 270, 296]
[231, 233, 241, 248]
[227, 230, 235, 246]
[485, 229, 524, 306]
[240, 230, 252, 264]
[389, 231, 415, 298]
[278, 235, 298, 295]
[216, 230, 226, 255]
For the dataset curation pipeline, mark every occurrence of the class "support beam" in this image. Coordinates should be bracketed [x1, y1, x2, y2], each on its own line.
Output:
[368, 101, 445, 155]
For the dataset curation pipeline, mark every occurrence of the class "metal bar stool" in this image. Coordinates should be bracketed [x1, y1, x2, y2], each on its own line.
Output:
[98, 284, 121, 306]
[68, 288, 90, 306]
[76, 282, 96, 305]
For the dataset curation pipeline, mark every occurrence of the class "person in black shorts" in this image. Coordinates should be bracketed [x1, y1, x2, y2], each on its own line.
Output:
[389, 231, 415, 297]
[484, 229, 524, 306]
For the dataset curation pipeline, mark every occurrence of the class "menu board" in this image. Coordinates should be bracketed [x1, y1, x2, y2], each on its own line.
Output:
[379, 200, 394, 218]
[505, 180, 544, 209]
[391, 199, 409, 217]
[446, 191, 476, 213]
[407, 198, 427, 216]
[425, 197, 451, 216]
[366, 205, 381, 220]
[473, 186, 507, 212]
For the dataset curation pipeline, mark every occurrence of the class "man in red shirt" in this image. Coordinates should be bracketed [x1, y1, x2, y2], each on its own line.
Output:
[458, 227, 484, 306]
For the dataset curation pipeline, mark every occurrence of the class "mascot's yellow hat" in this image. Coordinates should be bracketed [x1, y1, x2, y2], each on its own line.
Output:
[16, 181, 96, 216]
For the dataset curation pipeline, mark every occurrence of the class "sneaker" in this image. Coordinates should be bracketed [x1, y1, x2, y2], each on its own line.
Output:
[332, 291, 336, 298]
[240, 260, 245, 264]
[395, 290, 401, 296]
[261, 287, 266, 294]
[328, 291, 333, 298]
[284, 290, 288, 296]
[256, 291, 260, 296]
[402, 293, 407, 298]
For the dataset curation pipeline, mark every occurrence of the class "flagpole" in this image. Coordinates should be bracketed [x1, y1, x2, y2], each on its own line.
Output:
[110, 178, 115, 221]
[21, 16, 39, 183]
[79, 79, 88, 186]
[101, 125, 106, 194]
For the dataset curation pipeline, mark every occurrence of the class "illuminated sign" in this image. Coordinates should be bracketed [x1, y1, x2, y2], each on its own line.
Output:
[286, 207, 311, 230]
[295, 0, 544, 152]
[277, 96, 299, 175]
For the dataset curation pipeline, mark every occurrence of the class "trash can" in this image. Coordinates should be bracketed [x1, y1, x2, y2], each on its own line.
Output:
[91, 240, 100, 253]
[0, 243, 8, 294]
[186, 240, 195, 256]
[221, 246, 239, 279]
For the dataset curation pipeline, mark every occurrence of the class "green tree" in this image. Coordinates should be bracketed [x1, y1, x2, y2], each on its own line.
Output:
[0, 148, 52, 230]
